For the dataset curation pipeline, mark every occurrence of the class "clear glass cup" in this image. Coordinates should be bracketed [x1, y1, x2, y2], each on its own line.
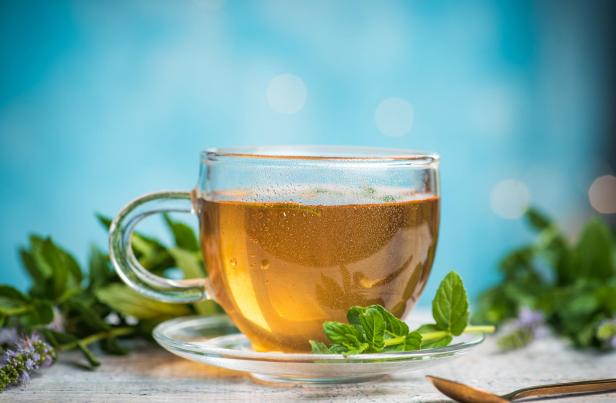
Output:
[109, 146, 440, 352]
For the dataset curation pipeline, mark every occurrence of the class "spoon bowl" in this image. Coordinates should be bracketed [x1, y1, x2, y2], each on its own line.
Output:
[426, 374, 616, 402]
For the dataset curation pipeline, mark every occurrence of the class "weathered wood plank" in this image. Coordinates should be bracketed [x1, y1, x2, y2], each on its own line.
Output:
[2, 331, 614, 402]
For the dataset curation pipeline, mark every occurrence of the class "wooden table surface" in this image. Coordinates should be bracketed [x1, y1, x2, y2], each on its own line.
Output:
[2, 326, 615, 402]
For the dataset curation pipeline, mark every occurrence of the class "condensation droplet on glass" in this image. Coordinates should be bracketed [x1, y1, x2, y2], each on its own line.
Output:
[229, 258, 237, 269]
[260, 259, 270, 271]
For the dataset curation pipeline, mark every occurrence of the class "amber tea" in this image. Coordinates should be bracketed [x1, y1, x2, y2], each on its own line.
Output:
[196, 188, 439, 352]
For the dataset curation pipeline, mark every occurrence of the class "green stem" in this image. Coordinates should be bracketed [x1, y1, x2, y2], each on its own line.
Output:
[383, 325, 496, 347]
[58, 327, 135, 351]
[383, 335, 405, 346]
[421, 325, 496, 342]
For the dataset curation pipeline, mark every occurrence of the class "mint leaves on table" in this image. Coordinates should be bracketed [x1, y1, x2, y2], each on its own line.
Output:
[0, 213, 221, 381]
[310, 271, 495, 354]
[474, 208, 616, 351]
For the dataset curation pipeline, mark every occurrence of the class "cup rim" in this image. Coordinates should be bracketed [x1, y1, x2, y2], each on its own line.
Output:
[202, 145, 439, 164]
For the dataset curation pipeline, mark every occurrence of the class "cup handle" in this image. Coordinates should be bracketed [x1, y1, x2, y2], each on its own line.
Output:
[109, 191, 208, 303]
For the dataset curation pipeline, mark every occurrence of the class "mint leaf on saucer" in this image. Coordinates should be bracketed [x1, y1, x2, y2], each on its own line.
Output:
[374, 304, 409, 336]
[309, 340, 332, 354]
[432, 271, 469, 336]
[310, 271, 494, 354]
[357, 306, 385, 352]
[322, 321, 369, 353]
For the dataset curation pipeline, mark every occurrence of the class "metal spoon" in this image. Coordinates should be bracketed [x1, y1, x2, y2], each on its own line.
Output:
[426, 375, 616, 402]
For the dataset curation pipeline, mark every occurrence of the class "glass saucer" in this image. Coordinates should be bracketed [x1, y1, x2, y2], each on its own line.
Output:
[153, 315, 485, 384]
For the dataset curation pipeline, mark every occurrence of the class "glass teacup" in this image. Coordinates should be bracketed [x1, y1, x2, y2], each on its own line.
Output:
[109, 146, 440, 352]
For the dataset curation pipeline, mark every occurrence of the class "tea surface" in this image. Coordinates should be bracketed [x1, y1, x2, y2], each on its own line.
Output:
[196, 189, 439, 352]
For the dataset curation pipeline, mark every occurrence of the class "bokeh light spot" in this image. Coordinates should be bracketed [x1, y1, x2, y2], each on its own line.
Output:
[266, 73, 307, 114]
[490, 179, 531, 219]
[374, 97, 414, 137]
[588, 175, 616, 214]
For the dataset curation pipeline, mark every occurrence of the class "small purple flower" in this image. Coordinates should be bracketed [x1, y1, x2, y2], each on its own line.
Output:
[0, 328, 55, 392]
[0, 349, 17, 365]
[28, 333, 42, 344]
[24, 359, 35, 371]
[517, 307, 544, 328]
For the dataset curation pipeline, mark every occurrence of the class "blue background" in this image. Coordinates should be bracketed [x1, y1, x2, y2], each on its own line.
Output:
[1, 0, 614, 304]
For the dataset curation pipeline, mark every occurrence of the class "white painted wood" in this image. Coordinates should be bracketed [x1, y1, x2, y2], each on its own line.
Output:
[2, 328, 614, 402]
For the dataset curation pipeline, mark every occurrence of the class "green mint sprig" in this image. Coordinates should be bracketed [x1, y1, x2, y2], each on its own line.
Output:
[474, 208, 616, 351]
[310, 271, 495, 354]
[0, 213, 222, 372]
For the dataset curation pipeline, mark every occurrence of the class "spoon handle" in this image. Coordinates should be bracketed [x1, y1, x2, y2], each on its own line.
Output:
[507, 378, 616, 401]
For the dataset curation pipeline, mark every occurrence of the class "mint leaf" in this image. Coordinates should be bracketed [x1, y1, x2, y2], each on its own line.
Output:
[323, 322, 364, 348]
[88, 245, 115, 290]
[497, 327, 534, 351]
[573, 218, 614, 280]
[404, 331, 422, 351]
[432, 271, 469, 336]
[374, 305, 409, 336]
[346, 306, 365, 331]
[26, 235, 53, 279]
[168, 248, 205, 279]
[33, 299, 55, 324]
[19, 247, 48, 288]
[163, 213, 199, 251]
[325, 344, 347, 354]
[0, 210, 220, 376]
[421, 335, 452, 349]
[309, 340, 332, 354]
[19, 299, 54, 326]
[95, 284, 190, 319]
[343, 344, 370, 355]
[95, 213, 112, 230]
[476, 209, 616, 351]
[321, 321, 370, 354]
[0, 285, 30, 304]
[311, 271, 493, 354]
[29, 236, 82, 300]
[525, 207, 552, 231]
[415, 323, 453, 349]
[348, 305, 400, 335]
[416, 323, 440, 333]
[357, 306, 385, 351]
[67, 299, 111, 332]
